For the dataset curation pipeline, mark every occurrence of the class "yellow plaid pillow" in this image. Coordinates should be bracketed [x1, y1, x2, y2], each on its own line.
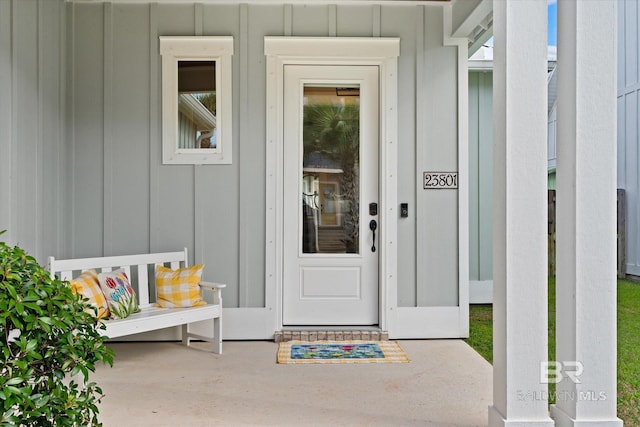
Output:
[70, 269, 110, 319]
[155, 264, 207, 308]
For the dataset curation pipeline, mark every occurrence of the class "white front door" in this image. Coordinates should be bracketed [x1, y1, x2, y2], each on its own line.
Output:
[283, 65, 379, 326]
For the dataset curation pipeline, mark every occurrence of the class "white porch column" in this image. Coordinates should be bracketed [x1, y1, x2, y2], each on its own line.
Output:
[551, 1, 622, 426]
[489, 1, 553, 426]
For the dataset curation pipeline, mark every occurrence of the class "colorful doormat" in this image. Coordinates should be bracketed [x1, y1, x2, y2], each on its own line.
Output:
[277, 340, 410, 364]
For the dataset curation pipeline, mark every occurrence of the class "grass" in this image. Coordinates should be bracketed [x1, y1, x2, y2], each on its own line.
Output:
[466, 278, 640, 425]
[617, 279, 640, 424]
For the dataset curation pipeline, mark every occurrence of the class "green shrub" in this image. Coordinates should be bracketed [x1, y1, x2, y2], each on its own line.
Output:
[0, 232, 114, 426]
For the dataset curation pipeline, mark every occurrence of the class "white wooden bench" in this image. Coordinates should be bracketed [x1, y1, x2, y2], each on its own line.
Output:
[47, 248, 224, 354]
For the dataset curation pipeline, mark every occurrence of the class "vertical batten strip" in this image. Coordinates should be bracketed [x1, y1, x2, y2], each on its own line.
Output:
[415, 5, 425, 306]
[195, 3, 203, 36]
[284, 4, 292, 36]
[37, 0, 44, 259]
[58, 0, 67, 257]
[149, 3, 159, 253]
[0, 0, 12, 244]
[103, 3, 113, 256]
[194, 3, 205, 266]
[69, 2, 76, 257]
[194, 173, 205, 264]
[238, 3, 249, 307]
[10, 0, 18, 246]
[373, 4, 381, 37]
[329, 4, 337, 37]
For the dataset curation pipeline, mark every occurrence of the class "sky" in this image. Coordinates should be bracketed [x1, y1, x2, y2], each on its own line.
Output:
[548, 1, 557, 47]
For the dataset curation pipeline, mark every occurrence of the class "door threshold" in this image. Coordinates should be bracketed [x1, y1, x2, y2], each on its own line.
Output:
[274, 328, 388, 343]
[282, 325, 380, 331]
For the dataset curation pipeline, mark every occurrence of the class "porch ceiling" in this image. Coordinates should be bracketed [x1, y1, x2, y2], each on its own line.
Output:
[67, 0, 491, 56]
[67, 0, 451, 3]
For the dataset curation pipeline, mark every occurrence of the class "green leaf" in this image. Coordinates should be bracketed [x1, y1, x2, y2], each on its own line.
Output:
[4, 386, 21, 396]
[38, 316, 52, 325]
[9, 315, 23, 329]
[4, 284, 17, 300]
[25, 339, 37, 353]
[34, 394, 50, 408]
[4, 377, 23, 386]
[23, 302, 42, 311]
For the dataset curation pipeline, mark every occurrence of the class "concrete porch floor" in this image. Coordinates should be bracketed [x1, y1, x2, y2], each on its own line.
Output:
[92, 340, 492, 426]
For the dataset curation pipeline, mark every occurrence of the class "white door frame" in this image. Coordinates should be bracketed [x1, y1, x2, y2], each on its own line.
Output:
[264, 37, 400, 333]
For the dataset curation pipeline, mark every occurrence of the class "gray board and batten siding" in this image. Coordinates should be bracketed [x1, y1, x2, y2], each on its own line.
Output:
[1, 2, 460, 326]
[0, 0, 69, 265]
[618, 0, 640, 277]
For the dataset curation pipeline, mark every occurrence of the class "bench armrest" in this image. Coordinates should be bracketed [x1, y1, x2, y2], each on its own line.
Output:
[199, 281, 226, 305]
[199, 281, 226, 289]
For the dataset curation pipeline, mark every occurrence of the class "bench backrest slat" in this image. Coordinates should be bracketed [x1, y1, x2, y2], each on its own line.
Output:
[59, 270, 73, 281]
[136, 264, 149, 306]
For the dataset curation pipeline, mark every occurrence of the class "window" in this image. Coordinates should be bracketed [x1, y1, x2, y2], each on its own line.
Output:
[160, 36, 233, 164]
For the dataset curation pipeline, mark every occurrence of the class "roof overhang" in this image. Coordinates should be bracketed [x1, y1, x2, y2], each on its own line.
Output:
[449, 0, 493, 57]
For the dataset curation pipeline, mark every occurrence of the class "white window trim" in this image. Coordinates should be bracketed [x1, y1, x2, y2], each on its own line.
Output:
[160, 36, 233, 165]
[263, 37, 400, 335]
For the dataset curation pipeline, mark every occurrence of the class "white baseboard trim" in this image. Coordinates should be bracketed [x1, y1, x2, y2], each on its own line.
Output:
[221, 307, 276, 340]
[392, 306, 467, 339]
[470, 280, 493, 304]
[106, 308, 277, 342]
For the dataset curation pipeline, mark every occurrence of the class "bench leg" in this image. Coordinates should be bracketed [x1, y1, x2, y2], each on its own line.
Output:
[181, 324, 190, 347]
[181, 320, 221, 353]
[213, 316, 222, 354]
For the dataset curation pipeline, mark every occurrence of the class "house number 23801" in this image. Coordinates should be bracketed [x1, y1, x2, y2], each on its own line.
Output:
[423, 172, 458, 189]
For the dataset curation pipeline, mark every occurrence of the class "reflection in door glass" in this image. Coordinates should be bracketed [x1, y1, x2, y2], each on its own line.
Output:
[302, 85, 360, 254]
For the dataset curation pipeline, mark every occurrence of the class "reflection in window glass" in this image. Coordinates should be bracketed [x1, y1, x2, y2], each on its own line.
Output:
[301, 85, 360, 254]
[177, 61, 217, 149]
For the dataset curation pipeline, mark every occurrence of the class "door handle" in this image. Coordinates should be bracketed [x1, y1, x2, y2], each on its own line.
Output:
[369, 219, 377, 252]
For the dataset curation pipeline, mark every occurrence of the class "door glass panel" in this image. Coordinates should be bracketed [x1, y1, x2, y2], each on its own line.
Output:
[302, 85, 360, 254]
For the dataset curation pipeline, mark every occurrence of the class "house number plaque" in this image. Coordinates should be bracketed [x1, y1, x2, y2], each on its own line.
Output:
[423, 172, 458, 189]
